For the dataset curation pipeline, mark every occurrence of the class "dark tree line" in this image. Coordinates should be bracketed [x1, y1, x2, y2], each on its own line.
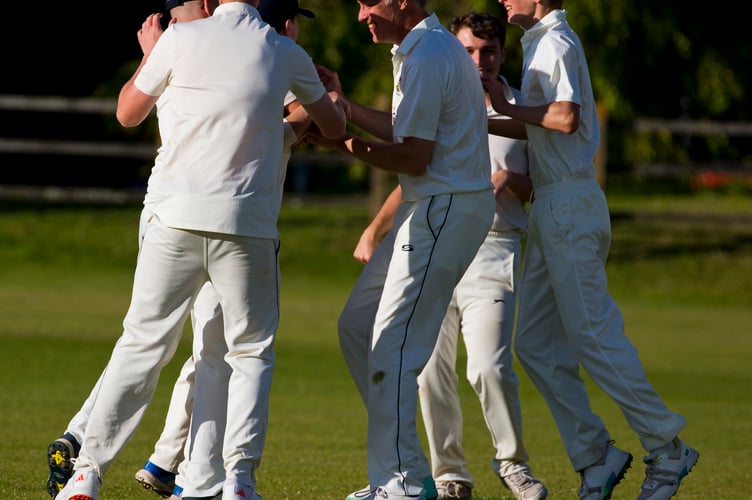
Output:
[293, 0, 751, 170]
[5, 0, 747, 183]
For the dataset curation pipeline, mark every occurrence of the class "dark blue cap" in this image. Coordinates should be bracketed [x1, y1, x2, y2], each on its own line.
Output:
[165, 0, 184, 11]
[258, 0, 315, 33]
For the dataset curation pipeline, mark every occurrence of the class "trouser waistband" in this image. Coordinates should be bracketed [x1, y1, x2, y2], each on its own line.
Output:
[531, 178, 600, 202]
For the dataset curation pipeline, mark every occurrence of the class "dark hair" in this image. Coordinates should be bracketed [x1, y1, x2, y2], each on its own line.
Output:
[448, 12, 506, 49]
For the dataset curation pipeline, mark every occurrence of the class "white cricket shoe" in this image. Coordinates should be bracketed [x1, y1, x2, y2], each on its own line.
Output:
[347, 476, 437, 500]
[346, 485, 373, 500]
[55, 464, 101, 500]
[222, 481, 262, 500]
[637, 438, 699, 500]
[502, 469, 548, 500]
[436, 480, 472, 500]
[578, 441, 632, 500]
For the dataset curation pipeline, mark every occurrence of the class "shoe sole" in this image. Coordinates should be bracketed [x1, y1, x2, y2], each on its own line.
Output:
[603, 454, 633, 500]
[436, 481, 472, 500]
[47, 439, 76, 498]
[135, 469, 174, 498]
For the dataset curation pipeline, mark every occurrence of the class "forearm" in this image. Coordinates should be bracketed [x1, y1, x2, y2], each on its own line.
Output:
[501, 170, 533, 203]
[305, 93, 347, 139]
[488, 117, 528, 140]
[500, 101, 580, 134]
[340, 135, 431, 176]
[346, 100, 393, 142]
[352, 185, 401, 264]
[367, 185, 401, 237]
[284, 104, 313, 141]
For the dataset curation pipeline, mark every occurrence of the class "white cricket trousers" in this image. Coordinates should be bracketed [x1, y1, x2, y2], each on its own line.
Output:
[65, 210, 227, 493]
[339, 190, 494, 496]
[75, 213, 279, 493]
[135, 284, 224, 480]
[64, 208, 159, 446]
[152, 281, 230, 497]
[418, 231, 530, 486]
[180, 282, 234, 497]
[514, 178, 685, 471]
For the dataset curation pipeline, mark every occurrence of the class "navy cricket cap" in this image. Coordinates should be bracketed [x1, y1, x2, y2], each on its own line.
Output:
[258, 0, 315, 33]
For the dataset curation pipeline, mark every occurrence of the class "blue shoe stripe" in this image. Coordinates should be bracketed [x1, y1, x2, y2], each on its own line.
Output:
[143, 461, 176, 483]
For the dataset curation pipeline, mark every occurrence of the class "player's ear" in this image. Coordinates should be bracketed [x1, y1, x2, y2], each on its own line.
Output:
[283, 16, 300, 41]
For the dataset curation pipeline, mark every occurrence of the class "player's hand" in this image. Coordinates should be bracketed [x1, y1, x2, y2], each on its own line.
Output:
[328, 91, 351, 120]
[352, 228, 380, 264]
[317, 65, 344, 94]
[481, 75, 511, 116]
[306, 128, 351, 153]
[491, 169, 509, 197]
[138, 13, 164, 57]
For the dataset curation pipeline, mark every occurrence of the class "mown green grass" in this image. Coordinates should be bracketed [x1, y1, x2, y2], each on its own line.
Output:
[0, 193, 750, 499]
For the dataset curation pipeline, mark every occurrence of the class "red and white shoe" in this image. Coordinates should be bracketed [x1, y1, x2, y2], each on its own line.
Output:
[55, 464, 101, 500]
[222, 481, 262, 500]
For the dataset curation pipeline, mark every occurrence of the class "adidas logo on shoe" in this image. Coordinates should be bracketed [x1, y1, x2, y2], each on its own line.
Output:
[222, 482, 261, 500]
[54, 464, 100, 500]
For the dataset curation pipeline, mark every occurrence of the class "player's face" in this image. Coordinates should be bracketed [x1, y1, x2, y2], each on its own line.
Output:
[356, 0, 406, 45]
[455, 27, 505, 82]
[500, 0, 537, 29]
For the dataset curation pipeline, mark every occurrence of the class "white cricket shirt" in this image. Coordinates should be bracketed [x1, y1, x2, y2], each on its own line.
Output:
[519, 9, 599, 188]
[487, 77, 529, 233]
[390, 14, 493, 202]
[134, 2, 325, 238]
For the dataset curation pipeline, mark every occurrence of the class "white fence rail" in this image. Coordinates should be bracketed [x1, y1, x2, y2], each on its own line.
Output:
[0, 95, 154, 159]
[1, 95, 749, 203]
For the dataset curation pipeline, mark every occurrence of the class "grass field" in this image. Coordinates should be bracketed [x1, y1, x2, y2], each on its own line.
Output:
[0, 193, 750, 499]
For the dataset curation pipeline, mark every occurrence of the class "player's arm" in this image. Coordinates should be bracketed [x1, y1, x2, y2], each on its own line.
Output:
[302, 92, 347, 139]
[498, 100, 580, 134]
[116, 13, 163, 127]
[117, 63, 159, 127]
[483, 73, 580, 135]
[345, 101, 393, 142]
[319, 134, 433, 176]
[487, 117, 528, 140]
[353, 185, 402, 264]
[316, 64, 392, 141]
[491, 169, 533, 203]
[283, 100, 313, 142]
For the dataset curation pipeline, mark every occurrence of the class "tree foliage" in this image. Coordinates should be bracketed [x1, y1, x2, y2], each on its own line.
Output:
[295, 0, 751, 169]
[299, 0, 750, 121]
[105, 1, 749, 173]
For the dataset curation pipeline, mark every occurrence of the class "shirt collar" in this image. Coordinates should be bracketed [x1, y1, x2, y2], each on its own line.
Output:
[392, 13, 440, 57]
[522, 9, 567, 38]
[213, 1, 260, 17]
[498, 75, 514, 101]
